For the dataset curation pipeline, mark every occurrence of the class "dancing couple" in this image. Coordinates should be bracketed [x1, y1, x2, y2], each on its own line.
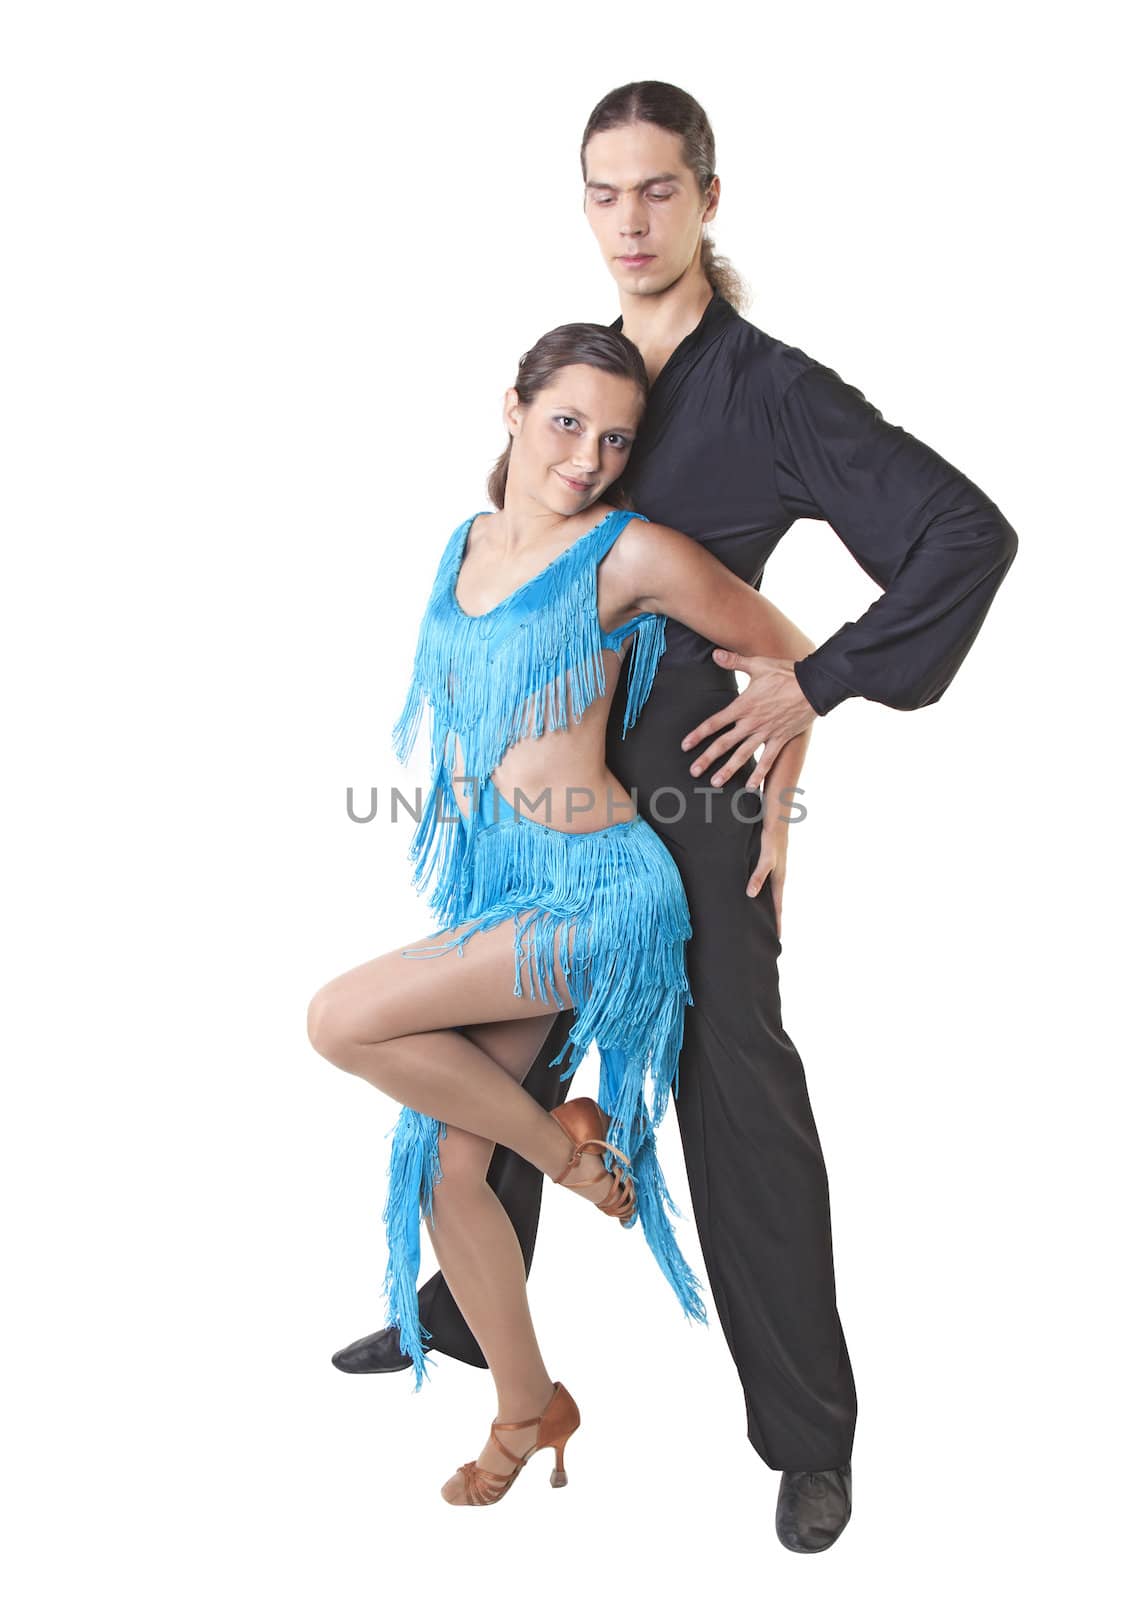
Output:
[306, 80, 1018, 1544]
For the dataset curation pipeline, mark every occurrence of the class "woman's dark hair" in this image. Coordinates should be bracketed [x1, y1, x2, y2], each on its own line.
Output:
[579, 80, 748, 312]
[486, 323, 649, 510]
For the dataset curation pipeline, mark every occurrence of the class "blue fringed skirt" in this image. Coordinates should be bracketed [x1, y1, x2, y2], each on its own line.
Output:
[381, 778, 707, 1389]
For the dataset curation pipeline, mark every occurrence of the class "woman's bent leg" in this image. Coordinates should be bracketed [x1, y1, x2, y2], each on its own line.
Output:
[306, 921, 582, 1182]
[308, 919, 623, 1391]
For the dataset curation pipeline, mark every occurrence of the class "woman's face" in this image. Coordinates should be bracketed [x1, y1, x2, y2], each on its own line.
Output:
[582, 122, 719, 298]
[503, 363, 644, 517]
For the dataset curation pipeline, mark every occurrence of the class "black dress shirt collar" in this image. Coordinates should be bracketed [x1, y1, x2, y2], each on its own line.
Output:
[610, 290, 738, 458]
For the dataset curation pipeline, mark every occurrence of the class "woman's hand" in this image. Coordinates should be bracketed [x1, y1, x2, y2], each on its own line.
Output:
[681, 648, 819, 791]
[749, 817, 788, 935]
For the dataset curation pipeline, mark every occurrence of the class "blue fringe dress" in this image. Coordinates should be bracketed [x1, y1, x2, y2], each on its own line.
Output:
[383, 504, 707, 1388]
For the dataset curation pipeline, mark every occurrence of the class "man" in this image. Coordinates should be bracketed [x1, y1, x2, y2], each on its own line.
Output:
[333, 81, 1018, 1553]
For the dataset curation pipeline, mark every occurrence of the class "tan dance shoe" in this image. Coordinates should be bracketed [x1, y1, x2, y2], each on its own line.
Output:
[549, 1096, 638, 1224]
[442, 1380, 581, 1506]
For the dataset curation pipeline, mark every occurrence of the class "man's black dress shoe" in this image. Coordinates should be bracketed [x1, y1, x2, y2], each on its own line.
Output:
[775, 1460, 852, 1552]
[331, 1323, 429, 1374]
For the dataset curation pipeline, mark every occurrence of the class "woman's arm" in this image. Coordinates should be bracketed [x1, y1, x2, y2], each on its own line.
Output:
[610, 518, 818, 664]
[607, 519, 819, 913]
[748, 725, 807, 919]
[606, 518, 821, 790]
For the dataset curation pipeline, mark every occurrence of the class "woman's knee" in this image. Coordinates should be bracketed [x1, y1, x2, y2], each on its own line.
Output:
[306, 979, 364, 1068]
[307, 949, 424, 1068]
[434, 1124, 494, 1194]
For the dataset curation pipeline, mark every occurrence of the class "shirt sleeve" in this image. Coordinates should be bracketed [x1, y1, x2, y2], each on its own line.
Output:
[773, 362, 1019, 714]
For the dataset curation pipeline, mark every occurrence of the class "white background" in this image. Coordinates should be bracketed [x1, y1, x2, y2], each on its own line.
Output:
[3, 1, 1142, 1595]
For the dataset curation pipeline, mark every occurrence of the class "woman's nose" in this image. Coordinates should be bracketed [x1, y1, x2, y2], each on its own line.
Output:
[570, 437, 600, 471]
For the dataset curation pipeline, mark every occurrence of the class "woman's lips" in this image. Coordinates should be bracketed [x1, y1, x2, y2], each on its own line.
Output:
[558, 472, 592, 492]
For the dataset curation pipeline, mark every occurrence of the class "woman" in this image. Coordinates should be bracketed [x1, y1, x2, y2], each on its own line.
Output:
[306, 321, 816, 1506]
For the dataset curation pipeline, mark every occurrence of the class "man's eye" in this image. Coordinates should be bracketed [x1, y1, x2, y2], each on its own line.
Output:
[593, 195, 615, 205]
[648, 191, 673, 201]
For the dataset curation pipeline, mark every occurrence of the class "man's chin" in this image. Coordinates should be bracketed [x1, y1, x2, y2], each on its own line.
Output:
[613, 269, 674, 298]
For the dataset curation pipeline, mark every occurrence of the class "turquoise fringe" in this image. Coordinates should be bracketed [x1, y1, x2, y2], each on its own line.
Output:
[381, 508, 706, 1391]
[392, 508, 666, 776]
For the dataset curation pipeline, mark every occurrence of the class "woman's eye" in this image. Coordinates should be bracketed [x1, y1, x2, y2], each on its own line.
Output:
[556, 416, 579, 430]
[606, 434, 631, 450]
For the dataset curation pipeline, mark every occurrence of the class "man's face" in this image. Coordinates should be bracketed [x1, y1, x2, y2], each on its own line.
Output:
[582, 122, 718, 298]
[503, 364, 644, 516]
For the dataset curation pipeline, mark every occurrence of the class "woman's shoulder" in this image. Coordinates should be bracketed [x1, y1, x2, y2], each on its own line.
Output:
[607, 509, 691, 554]
[601, 511, 711, 605]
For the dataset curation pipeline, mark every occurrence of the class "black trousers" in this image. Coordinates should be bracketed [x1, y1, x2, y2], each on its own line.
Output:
[415, 659, 857, 1471]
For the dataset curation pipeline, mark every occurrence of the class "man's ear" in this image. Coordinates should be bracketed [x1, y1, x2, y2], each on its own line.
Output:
[503, 387, 523, 436]
[703, 175, 721, 226]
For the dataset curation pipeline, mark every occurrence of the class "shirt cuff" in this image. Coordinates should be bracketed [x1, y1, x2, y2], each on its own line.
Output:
[793, 653, 856, 717]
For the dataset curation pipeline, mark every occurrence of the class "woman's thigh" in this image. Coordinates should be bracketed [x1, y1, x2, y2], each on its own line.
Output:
[307, 915, 576, 1058]
[458, 1014, 561, 1086]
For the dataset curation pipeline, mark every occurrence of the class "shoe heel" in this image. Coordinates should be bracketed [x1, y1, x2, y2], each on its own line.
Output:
[549, 1437, 570, 1488]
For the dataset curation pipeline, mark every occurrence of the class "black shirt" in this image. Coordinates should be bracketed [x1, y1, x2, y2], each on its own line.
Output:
[610, 292, 1018, 714]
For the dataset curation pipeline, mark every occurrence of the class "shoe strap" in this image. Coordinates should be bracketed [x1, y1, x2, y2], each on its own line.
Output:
[562, 1164, 632, 1203]
[485, 1381, 560, 1463]
[485, 1423, 531, 1467]
[557, 1137, 632, 1184]
[459, 1458, 515, 1503]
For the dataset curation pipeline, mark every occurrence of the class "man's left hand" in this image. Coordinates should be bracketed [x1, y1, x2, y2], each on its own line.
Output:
[681, 648, 819, 790]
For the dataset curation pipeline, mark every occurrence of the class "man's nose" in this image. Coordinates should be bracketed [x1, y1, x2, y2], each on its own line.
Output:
[617, 197, 648, 236]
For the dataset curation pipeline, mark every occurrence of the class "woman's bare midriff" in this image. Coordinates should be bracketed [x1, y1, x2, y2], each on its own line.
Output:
[449, 644, 639, 834]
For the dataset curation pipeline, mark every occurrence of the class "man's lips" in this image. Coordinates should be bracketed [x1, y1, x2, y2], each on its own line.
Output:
[617, 253, 655, 267]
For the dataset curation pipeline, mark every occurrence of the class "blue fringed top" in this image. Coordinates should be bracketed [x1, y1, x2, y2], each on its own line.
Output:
[391, 505, 668, 927]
